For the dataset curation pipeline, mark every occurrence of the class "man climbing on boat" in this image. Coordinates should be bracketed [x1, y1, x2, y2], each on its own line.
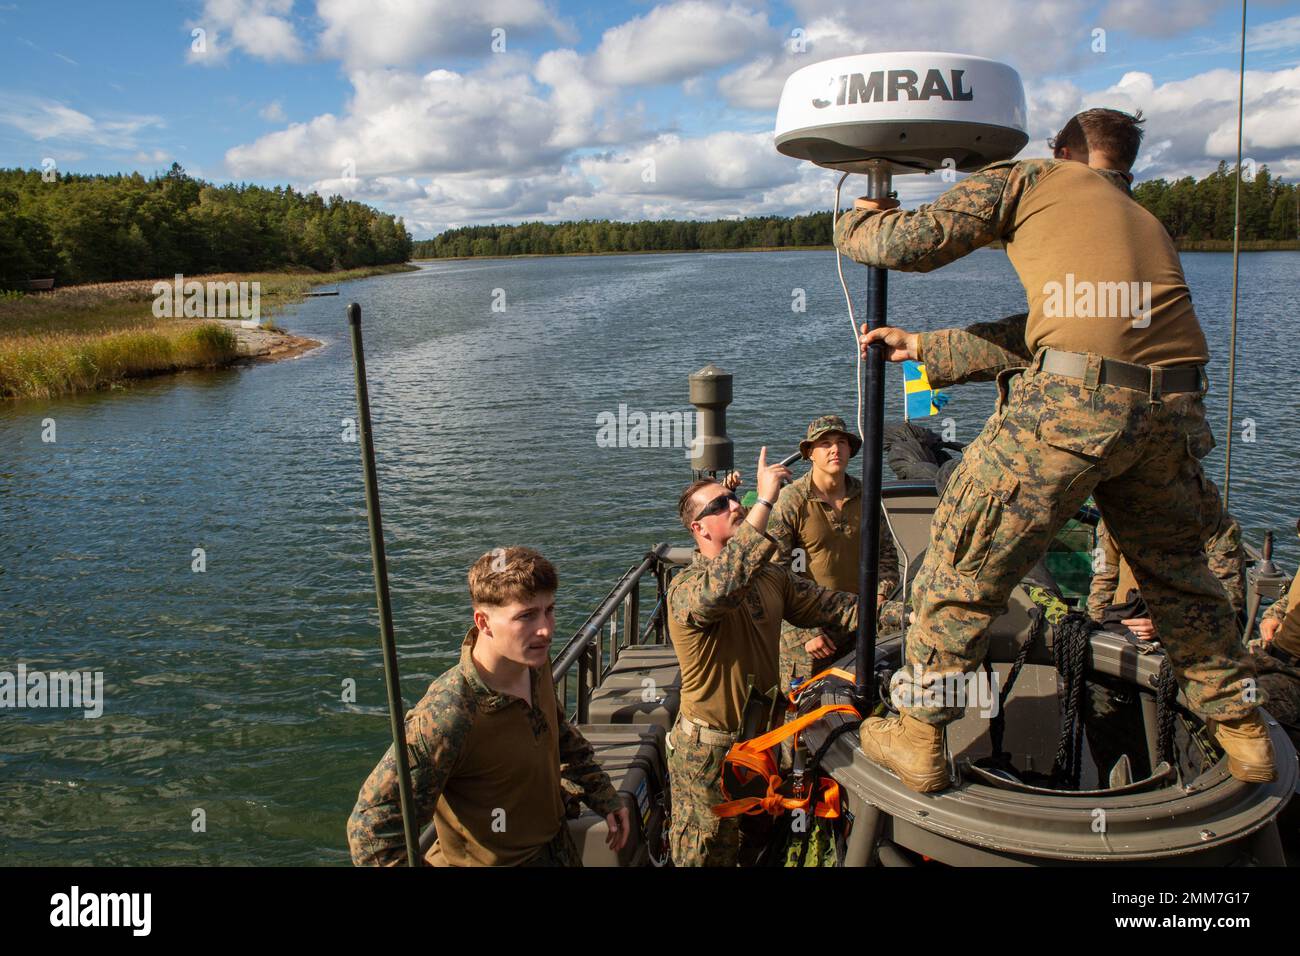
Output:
[767, 414, 901, 685]
[835, 106, 1276, 791]
[666, 448, 860, 865]
[347, 547, 630, 866]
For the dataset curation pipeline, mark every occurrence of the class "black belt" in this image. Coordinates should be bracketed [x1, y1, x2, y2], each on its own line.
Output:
[1040, 349, 1203, 398]
[1268, 642, 1300, 669]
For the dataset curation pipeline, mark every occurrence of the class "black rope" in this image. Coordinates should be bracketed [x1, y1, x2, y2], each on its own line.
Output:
[1155, 655, 1177, 765]
[1051, 612, 1092, 789]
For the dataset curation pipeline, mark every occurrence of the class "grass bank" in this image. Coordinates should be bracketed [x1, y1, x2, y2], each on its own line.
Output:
[0, 264, 414, 400]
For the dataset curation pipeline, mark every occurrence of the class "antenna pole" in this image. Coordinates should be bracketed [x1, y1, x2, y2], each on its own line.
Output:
[348, 302, 421, 867]
[854, 161, 891, 709]
[1224, 0, 1247, 512]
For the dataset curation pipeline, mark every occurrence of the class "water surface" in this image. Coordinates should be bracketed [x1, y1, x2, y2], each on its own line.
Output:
[2, 249, 1296, 864]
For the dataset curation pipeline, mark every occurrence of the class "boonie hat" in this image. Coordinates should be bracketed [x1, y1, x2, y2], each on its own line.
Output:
[799, 414, 862, 460]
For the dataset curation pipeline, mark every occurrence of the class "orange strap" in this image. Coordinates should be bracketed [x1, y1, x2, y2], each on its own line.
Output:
[712, 701, 859, 820]
[713, 776, 843, 819]
[788, 666, 855, 703]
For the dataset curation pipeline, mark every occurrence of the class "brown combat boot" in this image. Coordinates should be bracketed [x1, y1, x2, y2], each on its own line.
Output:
[1209, 712, 1277, 783]
[858, 711, 949, 793]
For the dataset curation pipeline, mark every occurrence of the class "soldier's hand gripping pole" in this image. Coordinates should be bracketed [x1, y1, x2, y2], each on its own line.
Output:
[348, 302, 421, 867]
[854, 163, 892, 711]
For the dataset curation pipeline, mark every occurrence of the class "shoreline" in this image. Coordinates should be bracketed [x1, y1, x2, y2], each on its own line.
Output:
[413, 238, 1298, 264]
[0, 264, 412, 400]
[220, 319, 324, 365]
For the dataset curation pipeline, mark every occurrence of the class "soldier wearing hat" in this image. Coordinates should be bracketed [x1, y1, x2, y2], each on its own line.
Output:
[767, 415, 901, 685]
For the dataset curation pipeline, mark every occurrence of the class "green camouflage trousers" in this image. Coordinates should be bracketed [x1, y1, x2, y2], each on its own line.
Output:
[905, 355, 1260, 725]
[518, 824, 583, 867]
[667, 721, 740, 867]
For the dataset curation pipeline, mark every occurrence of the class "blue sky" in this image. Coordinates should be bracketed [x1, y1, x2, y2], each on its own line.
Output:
[2, 0, 1298, 237]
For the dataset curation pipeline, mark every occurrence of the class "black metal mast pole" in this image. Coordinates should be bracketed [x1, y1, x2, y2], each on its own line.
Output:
[348, 302, 420, 867]
[854, 162, 892, 709]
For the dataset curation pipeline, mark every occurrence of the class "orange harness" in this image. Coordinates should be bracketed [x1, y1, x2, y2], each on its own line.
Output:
[713, 668, 859, 820]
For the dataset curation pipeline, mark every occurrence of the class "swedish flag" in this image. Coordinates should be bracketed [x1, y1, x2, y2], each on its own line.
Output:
[902, 361, 949, 419]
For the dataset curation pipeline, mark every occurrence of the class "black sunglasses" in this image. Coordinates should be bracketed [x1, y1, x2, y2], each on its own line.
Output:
[693, 492, 740, 522]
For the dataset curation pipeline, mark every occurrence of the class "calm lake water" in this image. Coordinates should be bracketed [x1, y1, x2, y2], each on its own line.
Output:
[2, 249, 1297, 865]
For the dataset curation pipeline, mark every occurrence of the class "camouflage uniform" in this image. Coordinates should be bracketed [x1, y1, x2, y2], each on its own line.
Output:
[666, 520, 858, 865]
[768, 468, 901, 686]
[347, 627, 621, 866]
[1088, 514, 1246, 622]
[835, 159, 1261, 726]
[1254, 573, 1300, 729]
[665, 727, 741, 867]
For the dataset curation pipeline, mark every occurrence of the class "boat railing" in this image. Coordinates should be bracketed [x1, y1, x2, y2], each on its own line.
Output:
[551, 542, 691, 722]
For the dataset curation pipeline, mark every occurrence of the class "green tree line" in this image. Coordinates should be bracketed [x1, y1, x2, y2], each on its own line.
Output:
[413, 164, 1299, 260]
[1133, 162, 1298, 243]
[0, 163, 412, 289]
[413, 212, 835, 259]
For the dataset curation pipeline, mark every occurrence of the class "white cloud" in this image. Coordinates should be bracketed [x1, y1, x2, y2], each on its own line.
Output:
[0, 94, 163, 149]
[534, 49, 618, 149]
[315, 0, 573, 69]
[717, 17, 861, 110]
[589, 1, 773, 86]
[187, 0, 306, 66]
[1021, 65, 1300, 182]
[226, 53, 639, 186]
[579, 131, 792, 200]
[259, 100, 287, 122]
[714, 0, 1102, 112]
[208, 0, 1300, 236]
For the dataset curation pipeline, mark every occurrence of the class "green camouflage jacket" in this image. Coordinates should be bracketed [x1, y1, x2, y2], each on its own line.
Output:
[834, 158, 1131, 273]
[767, 470, 900, 649]
[1263, 576, 1292, 626]
[667, 520, 859, 730]
[347, 629, 620, 866]
[835, 159, 1133, 390]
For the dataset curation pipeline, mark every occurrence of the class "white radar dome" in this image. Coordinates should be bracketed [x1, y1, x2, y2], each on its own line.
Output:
[774, 52, 1028, 175]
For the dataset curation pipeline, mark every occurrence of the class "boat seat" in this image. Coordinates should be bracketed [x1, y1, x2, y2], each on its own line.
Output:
[599, 657, 681, 694]
[567, 724, 668, 866]
[607, 643, 678, 673]
[587, 684, 680, 731]
[588, 643, 682, 730]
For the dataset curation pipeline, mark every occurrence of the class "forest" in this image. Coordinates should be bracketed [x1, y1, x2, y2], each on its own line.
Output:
[3, 162, 1294, 287]
[0, 163, 412, 289]
[412, 162, 1298, 259]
